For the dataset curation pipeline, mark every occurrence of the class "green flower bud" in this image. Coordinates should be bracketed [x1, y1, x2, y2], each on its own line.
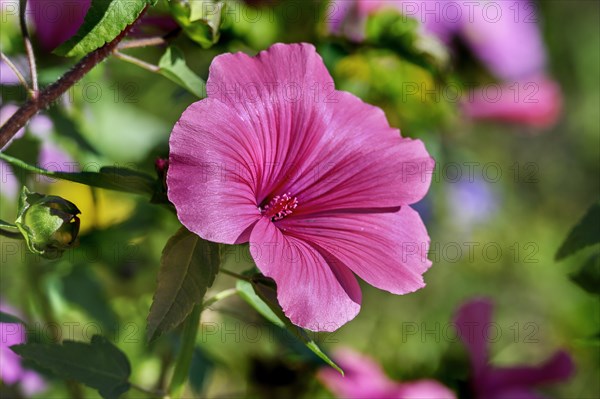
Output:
[15, 187, 81, 258]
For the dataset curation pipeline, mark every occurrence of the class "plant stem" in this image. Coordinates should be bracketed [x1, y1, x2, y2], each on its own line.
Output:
[0, 52, 31, 92]
[0, 7, 148, 149]
[130, 383, 167, 398]
[117, 36, 167, 50]
[168, 305, 201, 399]
[19, 0, 38, 97]
[203, 288, 238, 308]
[113, 51, 160, 73]
[0, 219, 20, 230]
[220, 268, 251, 281]
[0, 229, 23, 240]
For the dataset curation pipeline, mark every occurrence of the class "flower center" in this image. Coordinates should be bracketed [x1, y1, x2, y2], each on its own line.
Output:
[261, 193, 298, 221]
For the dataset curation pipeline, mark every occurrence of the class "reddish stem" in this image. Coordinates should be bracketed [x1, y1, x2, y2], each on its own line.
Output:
[0, 8, 147, 149]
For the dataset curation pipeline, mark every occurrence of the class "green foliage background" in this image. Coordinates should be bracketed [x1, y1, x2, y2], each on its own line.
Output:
[1, 0, 598, 398]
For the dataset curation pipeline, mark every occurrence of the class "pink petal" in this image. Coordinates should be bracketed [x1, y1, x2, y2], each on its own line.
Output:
[394, 379, 457, 399]
[485, 351, 574, 393]
[277, 206, 432, 295]
[454, 298, 493, 376]
[206, 43, 338, 203]
[283, 91, 434, 216]
[249, 217, 361, 332]
[318, 348, 398, 399]
[207, 43, 434, 211]
[168, 98, 262, 244]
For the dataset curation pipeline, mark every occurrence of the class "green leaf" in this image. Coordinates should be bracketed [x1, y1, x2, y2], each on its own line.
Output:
[147, 227, 220, 341]
[11, 335, 131, 399]
[0, 311, 25, 325]
[236, 278, 343, 375]
[55, 0, 156, 57]
[158, 46, 207, 98]
[556, 200, 600, 260]
[236, 279, 284, 328]
[63, 266, 119, 327]
[364, 10, 449, 78]
[571, 253, 600, 295]
[170, 0, 223, 48]
[0, 153, 156, 196]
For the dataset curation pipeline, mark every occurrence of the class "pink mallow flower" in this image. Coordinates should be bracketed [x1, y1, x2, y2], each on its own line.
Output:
[167, 43, 434, 332]
[0, 303, 46, 396]
[328, 0, 562, 128]
[318, 348, 456, 399]
[29, 0, 91, 51]
[455, 298, 574, 399]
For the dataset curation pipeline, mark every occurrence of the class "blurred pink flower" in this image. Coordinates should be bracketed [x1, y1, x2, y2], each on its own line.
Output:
[328, 0, 562, 128]
[168, 43, 434, 332]
[0, 302, 47, 396]
[455, 298, 574, 399]
[462, 75, 562, 129]
[29, 0, 91, 51]
[318, 348, 456, 399]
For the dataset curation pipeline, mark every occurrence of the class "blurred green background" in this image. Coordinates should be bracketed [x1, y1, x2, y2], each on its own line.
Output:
[1, 0, 598, 398]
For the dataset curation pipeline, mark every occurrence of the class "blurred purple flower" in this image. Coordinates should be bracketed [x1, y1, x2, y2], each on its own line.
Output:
[446, 177, 498, 231]
[29, 0, 91, 51]
[0, 302, 47, 396]
[0, 159, 19, 201]
[38, 141, 75, 172]
[0, 104, 26, 145]
[328, 0, 562, 128]
[318, 348, 456, 399]
[455, 298, 574, 398]
[0, 57, 29, 86]
[0, 103, 75, 199]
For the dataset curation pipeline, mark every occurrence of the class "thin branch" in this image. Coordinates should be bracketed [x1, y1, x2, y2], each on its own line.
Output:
[19, 0, 38, 97]
[117, 36, 167, 50]
[0, 229, 23, 240]
[0, 52, 31, 92]
[220, 268, 251, 282]
[113, 51, 160, 73]
[0, 7, 149, 150]
[130, 383, 167, 398]
[203, 288, 238, 308]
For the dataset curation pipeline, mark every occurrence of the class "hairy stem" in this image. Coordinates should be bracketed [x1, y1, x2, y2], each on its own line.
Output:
[0, 7, 148, 149]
